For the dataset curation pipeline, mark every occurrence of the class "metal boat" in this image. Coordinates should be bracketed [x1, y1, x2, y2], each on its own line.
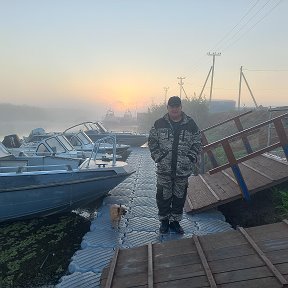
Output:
[0, 138, 134, 223]
[74, 121, 148, 147]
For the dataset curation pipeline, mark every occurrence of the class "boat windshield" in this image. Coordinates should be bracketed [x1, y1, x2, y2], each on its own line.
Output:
[95, 122, 108, 133]
[57, 135, 74, 151]
[84, 122, 100, 132]
[44, 136, 70, 154]
[76, 131, 92, 145]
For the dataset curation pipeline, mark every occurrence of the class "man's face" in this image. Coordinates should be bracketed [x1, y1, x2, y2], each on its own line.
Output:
[167, 105, 182, 121]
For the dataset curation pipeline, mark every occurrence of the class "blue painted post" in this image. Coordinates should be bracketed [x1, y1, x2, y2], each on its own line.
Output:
[231, 165, 251, 201]
[282, 144, 288, 161]
[222, 140, 251, 201]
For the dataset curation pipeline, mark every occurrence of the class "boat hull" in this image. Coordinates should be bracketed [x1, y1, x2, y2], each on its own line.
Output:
[0, 170, 129, 222]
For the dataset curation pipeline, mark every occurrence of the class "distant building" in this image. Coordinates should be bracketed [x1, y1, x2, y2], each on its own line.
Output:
[209, 100, 236, 113]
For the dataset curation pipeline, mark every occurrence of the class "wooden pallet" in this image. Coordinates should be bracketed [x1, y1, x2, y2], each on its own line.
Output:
[101, 220, 288, 288]
[185, 155, 288, 213]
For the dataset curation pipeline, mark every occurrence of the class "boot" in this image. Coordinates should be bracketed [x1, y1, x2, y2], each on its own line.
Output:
[159, 219, 169, 234]
[169, 221, 184, 234]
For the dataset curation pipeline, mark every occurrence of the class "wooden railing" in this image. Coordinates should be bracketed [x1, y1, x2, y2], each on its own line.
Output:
[201, 112, 288, 200]
[200, 110, 253, 171]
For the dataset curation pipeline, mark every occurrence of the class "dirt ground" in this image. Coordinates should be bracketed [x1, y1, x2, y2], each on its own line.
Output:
[219, 187, 284, 228]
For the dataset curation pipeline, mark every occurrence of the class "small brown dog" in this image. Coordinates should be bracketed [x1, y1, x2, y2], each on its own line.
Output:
[109, 204, 127, 229]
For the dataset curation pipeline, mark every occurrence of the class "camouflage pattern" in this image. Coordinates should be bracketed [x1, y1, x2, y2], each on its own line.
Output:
[156, 174, 188, 221]
[148, 112, 202, 221]
[148, 112, 202, 177]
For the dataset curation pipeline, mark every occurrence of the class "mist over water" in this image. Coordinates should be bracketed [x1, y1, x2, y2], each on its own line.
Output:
[0, 103, 104, 140]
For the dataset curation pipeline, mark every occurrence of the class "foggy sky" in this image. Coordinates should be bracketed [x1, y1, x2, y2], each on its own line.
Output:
[1, 0, 287, 119]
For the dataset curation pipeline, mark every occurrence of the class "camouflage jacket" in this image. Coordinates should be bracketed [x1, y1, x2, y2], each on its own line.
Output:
[148, 112, 202, 177]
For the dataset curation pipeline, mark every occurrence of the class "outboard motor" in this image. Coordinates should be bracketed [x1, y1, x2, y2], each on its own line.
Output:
[2, 134, 21, 148]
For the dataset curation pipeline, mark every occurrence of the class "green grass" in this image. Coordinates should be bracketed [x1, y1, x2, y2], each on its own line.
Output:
[273, 185, 288, 219]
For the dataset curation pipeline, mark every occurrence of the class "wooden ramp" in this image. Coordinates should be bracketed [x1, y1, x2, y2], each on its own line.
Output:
[100, 220, 288, 288]
[184, 111, 288, 213]
[185, 154, 288, 213]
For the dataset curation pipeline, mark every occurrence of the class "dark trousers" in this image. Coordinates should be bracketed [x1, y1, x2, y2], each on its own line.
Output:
[156, 175, 188, 222]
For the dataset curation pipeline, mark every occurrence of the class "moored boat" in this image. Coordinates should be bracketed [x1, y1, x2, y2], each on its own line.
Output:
[0, 141, 134, 222]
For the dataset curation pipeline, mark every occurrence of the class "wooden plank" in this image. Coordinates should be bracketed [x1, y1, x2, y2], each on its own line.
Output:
[224, 164, 271, 191]
[153, 252, 201, 269]
[264, 153, 288, 166]
[214, 266, 273, 284]
[116, 245, 147, 264]
[105, 248, 120, 288]
[221, 170, 237, 184]
[266, 249, 288, 264]
[202, 172, 241, 200]
[241, 162, 274, 181]
[246, 155, 288, 180]
[185, 194, 194, 211]
[154, 263, 205, 282]
[238, 227, 288, 287]
[148, 243, 154, 288]
[154, 276, 210, 288]
[153, 238, 198, 258]
[199, 174, 221, 201]
[246, 222, 288, 242]
[185, 176, 219, 211]
[205, 243, 255, 262]
[193, 236, 217, 288]
[276, 263, 288, 275]
[232, 142, 281, 164]
[256, 237, 288, 253]
[209, 254, 264, 274]
[209, 142, 280, 174]
[103, 272, 148, 288]
[218, 277, 282, 288]
[200, 230, 248, 251]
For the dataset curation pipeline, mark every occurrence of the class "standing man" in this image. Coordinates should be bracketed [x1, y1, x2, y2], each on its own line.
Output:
[148, 96, 202, 234]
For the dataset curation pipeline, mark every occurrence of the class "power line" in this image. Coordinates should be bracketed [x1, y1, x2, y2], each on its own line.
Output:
[211, 0, 261, 51]
[244, 69, 288, 72]
[221, 0, 283, 51]
[189, 1, 266, 75]
[189, 0, 283, 75]
[218, 0, 273, 50]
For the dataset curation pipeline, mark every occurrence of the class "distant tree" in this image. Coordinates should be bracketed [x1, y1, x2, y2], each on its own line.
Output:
[181, 95, 209, 129]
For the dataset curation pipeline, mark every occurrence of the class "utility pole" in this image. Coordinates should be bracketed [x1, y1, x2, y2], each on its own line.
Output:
[238, 66, 243, 110]
[199, 66, 212, 98]
[207, 52, 221, 105]
[238, 66, 258, 110]
[163, 87, 169, 105]
[177, 77, 186, 100]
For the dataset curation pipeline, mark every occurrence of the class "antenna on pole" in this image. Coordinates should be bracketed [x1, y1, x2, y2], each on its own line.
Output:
[177, 77, 186, 100]
[163, 87, 169, 105]
[207, 52, 221, 105]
